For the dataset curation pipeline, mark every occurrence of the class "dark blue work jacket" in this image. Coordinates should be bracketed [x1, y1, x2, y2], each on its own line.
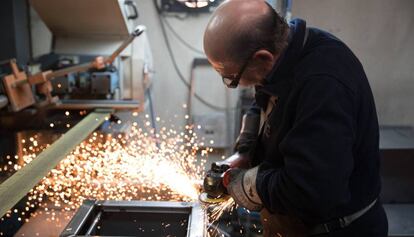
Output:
[252, 19, 387, 235]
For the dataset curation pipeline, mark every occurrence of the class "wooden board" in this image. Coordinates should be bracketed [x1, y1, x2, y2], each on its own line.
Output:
[2, 74, 36, 112]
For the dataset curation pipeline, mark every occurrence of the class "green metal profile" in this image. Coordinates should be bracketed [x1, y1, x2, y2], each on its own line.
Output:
[0, 109, 112, 218]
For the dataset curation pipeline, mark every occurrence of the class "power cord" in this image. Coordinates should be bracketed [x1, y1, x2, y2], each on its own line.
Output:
[161, 16, 205, 55]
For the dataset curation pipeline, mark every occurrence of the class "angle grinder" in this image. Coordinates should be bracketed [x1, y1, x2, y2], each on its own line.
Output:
[199, 162, 232, 204]
[199, 152, 252, 204]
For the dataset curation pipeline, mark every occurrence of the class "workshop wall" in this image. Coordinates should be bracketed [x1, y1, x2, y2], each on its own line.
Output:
[135, 1, 239, 149]
[135, 2, 229, 115]
[30, 8, 52, 57]
[292, 0, 414, 126]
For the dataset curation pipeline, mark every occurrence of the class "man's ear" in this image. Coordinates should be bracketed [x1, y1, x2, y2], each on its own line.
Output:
[253, 50, 274, 62]
[252, 50, 277, 70]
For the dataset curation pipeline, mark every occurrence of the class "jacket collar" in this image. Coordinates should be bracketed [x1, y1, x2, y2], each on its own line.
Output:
[255, 18, 307, 109]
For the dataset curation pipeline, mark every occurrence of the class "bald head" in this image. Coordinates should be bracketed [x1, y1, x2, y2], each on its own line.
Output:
[204, 0, 288, 66]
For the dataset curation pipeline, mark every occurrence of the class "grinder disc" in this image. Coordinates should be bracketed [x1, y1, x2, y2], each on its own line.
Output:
[199, 192, 229, 204]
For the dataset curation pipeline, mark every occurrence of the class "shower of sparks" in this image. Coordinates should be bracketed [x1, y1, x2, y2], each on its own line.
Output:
[1, 118, 208, 216]
[0, 114, 241, 236]
[207, 198, 236, 222]
[203, 198, 237, 237]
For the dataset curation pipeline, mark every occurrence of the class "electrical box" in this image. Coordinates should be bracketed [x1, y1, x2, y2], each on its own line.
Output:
[193, 113, 229, 149]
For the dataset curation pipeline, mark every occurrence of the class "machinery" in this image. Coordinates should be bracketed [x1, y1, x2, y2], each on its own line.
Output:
[1, 26, 145, 112]
[0, 0, 153, 114]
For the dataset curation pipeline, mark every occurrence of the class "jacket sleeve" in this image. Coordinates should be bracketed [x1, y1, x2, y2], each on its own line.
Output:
[256, 76, 356, 224]
[234, 102, 261, 152]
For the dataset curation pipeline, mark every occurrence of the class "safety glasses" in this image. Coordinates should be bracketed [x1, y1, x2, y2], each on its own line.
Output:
[221, 55, 252, 89]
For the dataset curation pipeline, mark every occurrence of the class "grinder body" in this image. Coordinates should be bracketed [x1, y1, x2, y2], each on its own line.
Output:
[203, 162, 230, 199]
[199, 153, 250, 204]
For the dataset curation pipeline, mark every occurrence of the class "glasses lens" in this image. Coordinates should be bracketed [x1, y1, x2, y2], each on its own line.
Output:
[222, 77, 238, 88]
[222, 77, 234, 86]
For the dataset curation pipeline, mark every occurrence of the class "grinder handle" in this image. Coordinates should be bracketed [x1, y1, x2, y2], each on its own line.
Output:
[214, 152, 251, 169]
[222, 169, 233, 188]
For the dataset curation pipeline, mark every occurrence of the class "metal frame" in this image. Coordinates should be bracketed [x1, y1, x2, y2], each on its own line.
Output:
[61, 200, 205, 237]
[0, 109, 112, 218]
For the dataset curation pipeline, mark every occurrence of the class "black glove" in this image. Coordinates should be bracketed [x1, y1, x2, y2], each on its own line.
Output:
[225, 166, 262, 211]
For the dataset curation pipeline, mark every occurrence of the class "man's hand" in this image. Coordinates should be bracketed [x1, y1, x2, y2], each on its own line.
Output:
[225, 166, 262, 211]
[202, 153, 251, 201]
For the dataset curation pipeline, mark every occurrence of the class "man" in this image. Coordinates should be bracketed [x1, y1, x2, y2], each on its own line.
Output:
[203, 0, 388, 236]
